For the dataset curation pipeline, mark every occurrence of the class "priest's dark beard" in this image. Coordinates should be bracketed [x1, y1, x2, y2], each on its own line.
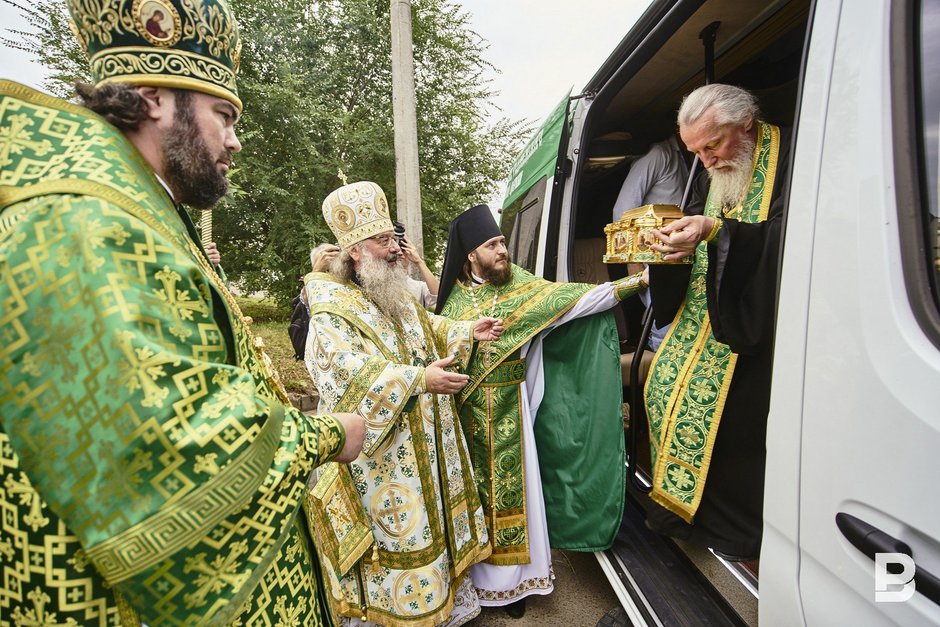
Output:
[161, 91, 232, 209]
[706, 133, 756, 209]
[357, 248, 413, 322]
[479, 252, 513, 286]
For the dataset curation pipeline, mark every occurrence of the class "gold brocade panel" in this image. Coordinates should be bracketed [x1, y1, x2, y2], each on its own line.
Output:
[459, 357, 530, 565]
[303, 276, 490, 626]
[1, 83, 344, 625]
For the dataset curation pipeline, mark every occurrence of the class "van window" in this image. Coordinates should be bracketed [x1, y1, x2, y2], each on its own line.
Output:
[917, 0, 940, 311]
[503, 175, 547, 273]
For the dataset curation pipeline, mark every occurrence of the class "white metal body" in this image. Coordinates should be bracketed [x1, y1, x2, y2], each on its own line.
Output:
[526, 0, 940, 623]
[764, 0, 940, 625]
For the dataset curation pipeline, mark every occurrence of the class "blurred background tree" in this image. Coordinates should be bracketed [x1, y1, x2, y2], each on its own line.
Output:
[2, 0, 528, 304]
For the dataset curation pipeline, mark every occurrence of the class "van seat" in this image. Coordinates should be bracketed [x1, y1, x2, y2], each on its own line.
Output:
[621, 350, 654, 388]
[572, 238, 610, 284]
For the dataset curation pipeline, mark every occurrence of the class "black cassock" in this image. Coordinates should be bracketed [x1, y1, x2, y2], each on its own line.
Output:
[645, 132, 792, 559]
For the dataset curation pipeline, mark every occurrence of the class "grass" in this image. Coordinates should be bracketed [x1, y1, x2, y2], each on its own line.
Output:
[235, 296, 316, 397]
[235, 295, 285, 324]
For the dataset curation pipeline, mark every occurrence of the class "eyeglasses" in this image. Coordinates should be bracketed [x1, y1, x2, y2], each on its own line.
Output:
[369, 234, 399, 249]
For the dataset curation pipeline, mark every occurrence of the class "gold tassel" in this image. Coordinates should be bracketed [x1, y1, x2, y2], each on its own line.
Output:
[369, 544, 381, 575]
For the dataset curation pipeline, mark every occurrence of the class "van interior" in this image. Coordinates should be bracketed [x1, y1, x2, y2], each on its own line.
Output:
[565, 1, 811, 624]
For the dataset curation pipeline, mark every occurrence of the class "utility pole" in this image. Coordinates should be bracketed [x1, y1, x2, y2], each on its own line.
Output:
[390, 0, 424, 255]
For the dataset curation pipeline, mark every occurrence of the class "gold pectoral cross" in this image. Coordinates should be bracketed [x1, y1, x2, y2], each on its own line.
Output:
[480, 342, 500, 369]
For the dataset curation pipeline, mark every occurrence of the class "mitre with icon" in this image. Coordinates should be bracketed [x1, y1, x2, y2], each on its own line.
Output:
[66, 0, 243, 111]
[603, 204, 693, 265]
[321, 181, 394, 249]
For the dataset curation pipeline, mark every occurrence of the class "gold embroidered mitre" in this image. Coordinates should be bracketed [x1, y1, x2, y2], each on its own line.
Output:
[66, 0, 243, 110]
[322, 181, 394, 249]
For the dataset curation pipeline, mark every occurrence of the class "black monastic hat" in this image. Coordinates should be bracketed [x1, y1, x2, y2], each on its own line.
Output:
[435, 204, 503, 314]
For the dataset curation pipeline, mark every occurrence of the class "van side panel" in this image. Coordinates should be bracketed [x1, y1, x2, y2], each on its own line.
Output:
[554, 99, 591, 282]
[760, 0, 840, 622]
[791, 0, 940, 624]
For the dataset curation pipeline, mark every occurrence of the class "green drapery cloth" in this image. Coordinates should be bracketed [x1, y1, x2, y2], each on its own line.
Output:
[443, 265, 637, 560]
[537, 311, 625, 550]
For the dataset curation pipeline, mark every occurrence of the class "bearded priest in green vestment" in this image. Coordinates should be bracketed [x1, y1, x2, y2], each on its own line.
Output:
[643, 84, 791, 561]
[0, 1, 368, 625]
[436, 205, 647, 615]
[303, 182, 504, 627]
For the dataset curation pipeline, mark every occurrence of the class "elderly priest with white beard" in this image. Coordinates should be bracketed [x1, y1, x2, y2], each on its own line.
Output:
[303, 181, 504, 626]
[643, 83, 792, 563]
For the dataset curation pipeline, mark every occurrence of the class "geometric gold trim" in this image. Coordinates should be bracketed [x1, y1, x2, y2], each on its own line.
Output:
[305, 463, 375, 577]
[84, 405, 284, 582]
[90, 46, 242, 111]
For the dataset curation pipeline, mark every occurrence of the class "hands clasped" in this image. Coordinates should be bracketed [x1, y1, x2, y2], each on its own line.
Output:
[650, 215, 716, 261]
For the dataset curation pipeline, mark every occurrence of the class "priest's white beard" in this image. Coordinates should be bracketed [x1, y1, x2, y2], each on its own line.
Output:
[706, 134, 756, 209]
[358, 248, 413, 322]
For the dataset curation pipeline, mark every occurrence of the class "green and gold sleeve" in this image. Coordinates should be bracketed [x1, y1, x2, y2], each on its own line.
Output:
[1, 193, 343, 625]
[613, 271, 648, 301]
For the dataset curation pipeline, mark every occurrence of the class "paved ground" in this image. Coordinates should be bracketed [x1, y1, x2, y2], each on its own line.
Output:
[466, 550, 621, 627]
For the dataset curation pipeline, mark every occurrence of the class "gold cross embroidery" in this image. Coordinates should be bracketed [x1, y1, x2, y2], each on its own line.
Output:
[10, 589, 77, 627]
[113, 329, 182, 408]
[376, 488, 408, 534]
[152, 266, 210, 341]
[0, 112, 53, 169]
[364, 382, 406, 425]
[274, 596, 305, 624]
[182, 541, 250, 609]
[67, 207, 131, 273]
[4, 472, 49, 532]
[394, 570, 444, 614]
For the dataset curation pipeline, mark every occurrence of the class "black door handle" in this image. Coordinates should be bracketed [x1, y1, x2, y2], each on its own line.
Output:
[836, 512, 940, 607]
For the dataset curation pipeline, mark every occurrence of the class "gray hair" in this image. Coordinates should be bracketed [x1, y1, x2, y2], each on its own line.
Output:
[329, 247, 357, 281]
[677, 84, 759, 129]
[310, 242, 336, 269]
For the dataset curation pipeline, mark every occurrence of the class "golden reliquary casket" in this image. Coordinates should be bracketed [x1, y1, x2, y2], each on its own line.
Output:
[603, 204, 693, 264]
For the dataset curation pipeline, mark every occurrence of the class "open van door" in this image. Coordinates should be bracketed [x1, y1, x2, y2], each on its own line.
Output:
[506, 0, 940, 623]
[763, 0, 940, 624]
[501, 92, 571, 276]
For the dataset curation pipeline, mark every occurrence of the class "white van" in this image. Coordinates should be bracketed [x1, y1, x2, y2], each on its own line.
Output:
[500, 0, 940, 624]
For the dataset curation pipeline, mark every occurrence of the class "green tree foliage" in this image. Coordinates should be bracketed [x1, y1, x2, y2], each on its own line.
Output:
[1, 0, 90, 95]
[4, 0, 529, 305]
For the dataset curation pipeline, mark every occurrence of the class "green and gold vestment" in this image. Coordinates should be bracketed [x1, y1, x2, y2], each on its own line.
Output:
[1, 81, 345, 626]
[441, 265, 643, 564]
[645, 122, 781, 524]
[303, 274, 490, 626]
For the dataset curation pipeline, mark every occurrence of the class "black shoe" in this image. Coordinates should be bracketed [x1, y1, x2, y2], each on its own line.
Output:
[505, 598, 526, 619]
[711, 548, 758, 562]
